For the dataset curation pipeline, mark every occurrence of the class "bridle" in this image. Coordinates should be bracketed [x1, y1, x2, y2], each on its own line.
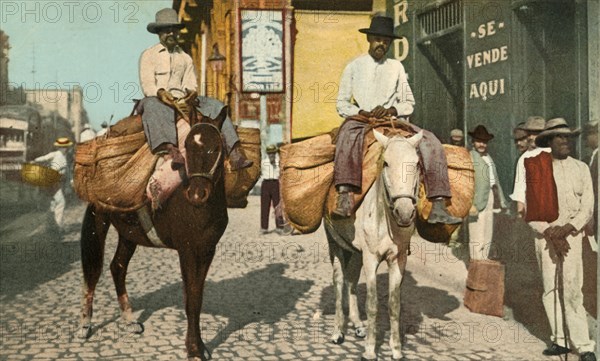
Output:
[186, 123, 223, 182]
[380, 145, 420, 210]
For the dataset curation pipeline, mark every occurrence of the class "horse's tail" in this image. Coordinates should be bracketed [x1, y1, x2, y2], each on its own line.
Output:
[80, 204, 110, 287]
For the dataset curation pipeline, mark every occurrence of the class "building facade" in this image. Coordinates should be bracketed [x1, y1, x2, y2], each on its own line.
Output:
[387, 0, 599, 191]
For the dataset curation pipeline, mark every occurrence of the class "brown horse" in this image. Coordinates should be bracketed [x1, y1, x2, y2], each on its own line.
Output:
[78, 108, 228, 361]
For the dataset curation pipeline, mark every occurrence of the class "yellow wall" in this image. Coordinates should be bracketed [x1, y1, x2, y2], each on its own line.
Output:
[292, 11, 369, 139]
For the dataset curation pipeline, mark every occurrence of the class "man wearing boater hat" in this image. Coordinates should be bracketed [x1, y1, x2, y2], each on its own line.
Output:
[333, 15, 460, 224]
[510, 115, 548, 217]
[34, 137, 73, 234]
[525, 118, 595, 361]
[137, 8, 251, 171]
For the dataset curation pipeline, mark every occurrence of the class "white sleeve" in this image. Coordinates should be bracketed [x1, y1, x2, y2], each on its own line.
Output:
[139, 50, 158, 97]
[336, 63, 360, 118]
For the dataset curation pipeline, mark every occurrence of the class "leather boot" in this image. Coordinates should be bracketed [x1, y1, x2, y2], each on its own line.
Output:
[428, 198, 462, 224]
[332, 185, 355, 218]
[229, 144, 253, 171]
[166, 144, 185, 170]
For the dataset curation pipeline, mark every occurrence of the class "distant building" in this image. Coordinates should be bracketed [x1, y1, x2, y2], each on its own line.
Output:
[1, 30, 10, 106]
[24, 86, 89, 142]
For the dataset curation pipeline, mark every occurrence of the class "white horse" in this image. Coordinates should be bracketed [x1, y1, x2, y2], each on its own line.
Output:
[324, 129, 423, 361]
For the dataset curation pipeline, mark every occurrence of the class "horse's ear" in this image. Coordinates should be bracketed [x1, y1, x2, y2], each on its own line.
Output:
[407, 130, 424, 147]
[373, 129, 389, 147]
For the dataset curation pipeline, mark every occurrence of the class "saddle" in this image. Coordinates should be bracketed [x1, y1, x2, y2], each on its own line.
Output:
[280, 118, 474, 243]
[74, 102, 260, 212]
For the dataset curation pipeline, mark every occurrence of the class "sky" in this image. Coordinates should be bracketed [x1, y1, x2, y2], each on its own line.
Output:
[1, 0, 172, 130]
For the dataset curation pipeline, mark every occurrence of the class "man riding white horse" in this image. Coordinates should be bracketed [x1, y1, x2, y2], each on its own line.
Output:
[136, 8, 252, 172]
[333, 15, 461, 225]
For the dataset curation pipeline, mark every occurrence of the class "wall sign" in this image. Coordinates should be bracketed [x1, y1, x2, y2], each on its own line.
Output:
[240, 9, 284, 93]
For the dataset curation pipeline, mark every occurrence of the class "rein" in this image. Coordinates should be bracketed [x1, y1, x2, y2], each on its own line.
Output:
[186, 123, 223, 182]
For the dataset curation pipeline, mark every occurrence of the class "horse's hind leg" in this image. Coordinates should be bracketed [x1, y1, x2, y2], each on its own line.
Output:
[110, 236, 143, 334]
[79, 205, 110, 338]
[345, 251, 366, 339]
[326, 235, 346, 345]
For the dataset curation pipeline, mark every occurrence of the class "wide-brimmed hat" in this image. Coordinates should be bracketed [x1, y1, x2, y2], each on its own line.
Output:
[468, 125, 494, 141]
[147, 8, 185, 34]
[513, 122, 527, 140]
[266, 144, 278, 154]
[583, 120, 598, 134]
[359, 16, 403, 39]
[535, 117, 581, 147]
[522, 116, 545, 133]
[54, 137, 73, 147]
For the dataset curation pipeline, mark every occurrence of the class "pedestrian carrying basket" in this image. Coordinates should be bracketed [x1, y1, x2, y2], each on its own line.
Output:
[73, 116, 158, 212]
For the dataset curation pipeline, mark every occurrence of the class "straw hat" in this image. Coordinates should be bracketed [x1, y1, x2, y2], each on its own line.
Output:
[522, 116, 545, 133]
[450, 129, 464, 138]
[266, 144, 278, 154]
[54, 137, 73, 147]
[535, 118, 581, 147]
[147, 8, 185, 34]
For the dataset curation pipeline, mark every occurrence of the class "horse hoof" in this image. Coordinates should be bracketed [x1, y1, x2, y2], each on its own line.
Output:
[77, 324, 93, 339]
[355, 327, 366, 338]
[126, 321, 144, 334]
[331, 334, 345, 345]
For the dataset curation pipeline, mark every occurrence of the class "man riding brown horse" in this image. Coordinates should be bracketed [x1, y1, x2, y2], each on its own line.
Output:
[136, 8, 252, 172]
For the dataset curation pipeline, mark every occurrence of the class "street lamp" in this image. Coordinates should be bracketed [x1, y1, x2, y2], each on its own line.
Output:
[208, 43, 226, 100]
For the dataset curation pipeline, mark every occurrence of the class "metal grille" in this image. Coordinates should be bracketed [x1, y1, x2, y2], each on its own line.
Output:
[417, 0, 462, 36]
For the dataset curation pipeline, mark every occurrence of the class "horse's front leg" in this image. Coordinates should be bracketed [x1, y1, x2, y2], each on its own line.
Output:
[179, 247, 215, 361]
[110, 236, 143, 334]
[345, 251, 366, 339]
[79, 205, 109, 339]
[387, 254, 407, 360]
[362, 251, 380, 361]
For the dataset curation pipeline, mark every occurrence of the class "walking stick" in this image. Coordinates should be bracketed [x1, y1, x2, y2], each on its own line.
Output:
[555, 254, 571, 361]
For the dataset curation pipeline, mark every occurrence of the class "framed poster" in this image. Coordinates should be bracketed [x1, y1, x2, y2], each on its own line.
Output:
[240, 9, 285, 93]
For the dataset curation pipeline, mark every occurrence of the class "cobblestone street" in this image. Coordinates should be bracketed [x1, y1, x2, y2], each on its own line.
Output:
[0, 195, 595, 360]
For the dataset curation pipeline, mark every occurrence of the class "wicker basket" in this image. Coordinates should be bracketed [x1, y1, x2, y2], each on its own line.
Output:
[415, 145, 474, 243]
[20, 163, 62, 188]
[224, 127, 262, 208]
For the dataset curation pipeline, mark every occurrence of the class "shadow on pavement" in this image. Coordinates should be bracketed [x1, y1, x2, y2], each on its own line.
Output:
[319, 269, 460, 348]
[135, 263, 313, 350]
[493, 214, 550, 343]
[0, 215, 81, 301]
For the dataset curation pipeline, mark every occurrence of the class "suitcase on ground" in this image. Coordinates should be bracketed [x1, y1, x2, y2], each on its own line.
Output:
[464, 259, 505, 317]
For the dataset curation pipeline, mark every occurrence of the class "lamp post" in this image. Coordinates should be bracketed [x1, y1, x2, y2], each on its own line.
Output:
[207, 43, 226, 100]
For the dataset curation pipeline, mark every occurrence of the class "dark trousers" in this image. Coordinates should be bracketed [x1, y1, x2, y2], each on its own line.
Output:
[261, 179, 284, 230]
[333, 119, 452, 198]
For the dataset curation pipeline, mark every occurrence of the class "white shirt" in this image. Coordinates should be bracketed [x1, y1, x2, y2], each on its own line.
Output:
[336, 54, 415, 118]
[481, 154, 496, 186]
[139, 43, 197, 97]
[261, 154, 280, 180]
[590, 148, 597, 167]
[510, 147, 551, 203]
[79, 128, 96, 142]
[528, 156, 594, 234]
[35, 150, 67, 175]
